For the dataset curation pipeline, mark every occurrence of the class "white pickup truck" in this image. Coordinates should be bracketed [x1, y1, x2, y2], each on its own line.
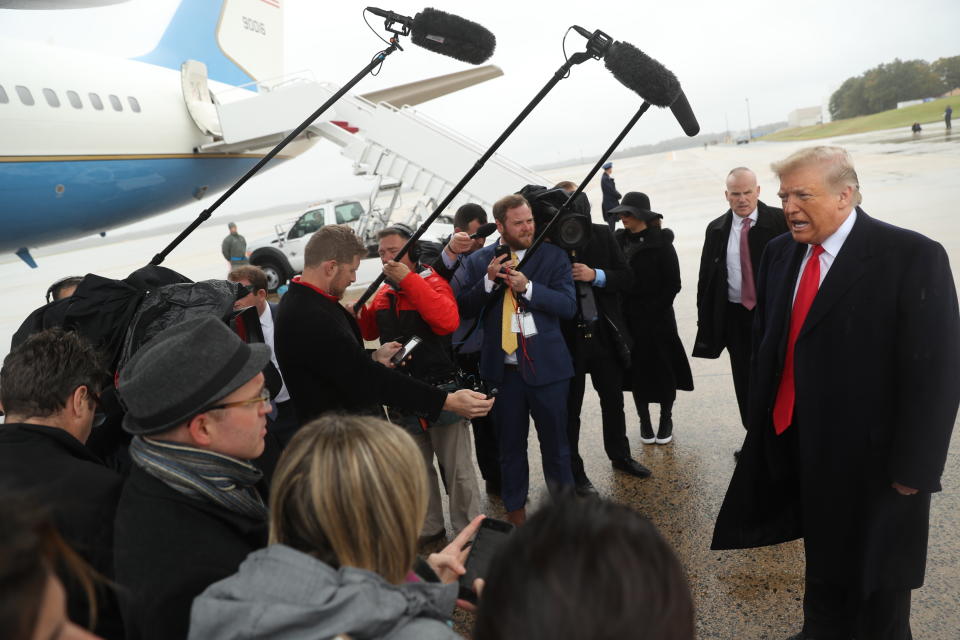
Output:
[246, 199, 366, 291]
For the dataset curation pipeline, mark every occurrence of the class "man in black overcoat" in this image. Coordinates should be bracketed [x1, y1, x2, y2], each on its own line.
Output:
[693, 167, 787, 431]
[600, 162, 621, 232]
[712, 146, 960, 640]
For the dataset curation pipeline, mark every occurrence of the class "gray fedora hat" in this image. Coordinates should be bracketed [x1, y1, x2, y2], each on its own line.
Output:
[607, 191, 663, 222]
[118, 316, 271, 435]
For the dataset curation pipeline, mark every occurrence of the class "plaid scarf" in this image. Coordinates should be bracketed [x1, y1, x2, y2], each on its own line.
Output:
[129, 435, 267, 520]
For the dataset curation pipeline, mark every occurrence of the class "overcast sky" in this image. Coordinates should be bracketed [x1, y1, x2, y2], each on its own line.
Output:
[3, 0, 958, 167]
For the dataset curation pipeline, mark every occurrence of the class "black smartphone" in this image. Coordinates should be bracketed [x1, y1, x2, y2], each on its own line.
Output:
[494, 242, 511, 264]
[390, 335, 422, 365]
[458, 517, 515, 604]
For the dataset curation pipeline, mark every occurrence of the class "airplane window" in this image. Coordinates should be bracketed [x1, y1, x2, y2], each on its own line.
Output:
[128, 96, 141, 113]
[0, 84, 8, 104]
[16, 85, 34, 106]
[67, 90, 82, 109]
[109, 94, 123, 111]
[43, 88, 61, 108]
[88, 93, 104, 110]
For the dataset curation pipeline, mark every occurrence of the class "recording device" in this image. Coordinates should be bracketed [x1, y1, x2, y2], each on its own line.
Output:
[390, 335, 422, 365]
[520, 185, 592, 251]
[668, 89, 700, 136]
[454, 368, 498, 399]
[469, 222, 498, 239]
[365, 7, 496, 64]
[458, 517, 515, 604]
[494, 243, 511, 261]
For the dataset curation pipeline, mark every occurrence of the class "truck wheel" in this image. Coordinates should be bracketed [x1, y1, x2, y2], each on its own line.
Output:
[255, 258, 286, 293]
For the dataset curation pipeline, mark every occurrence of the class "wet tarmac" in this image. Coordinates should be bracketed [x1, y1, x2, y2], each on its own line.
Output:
[2, 127, 959, 638]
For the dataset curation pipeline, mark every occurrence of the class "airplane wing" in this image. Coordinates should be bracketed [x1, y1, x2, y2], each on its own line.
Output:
[360, 65, 503, 107]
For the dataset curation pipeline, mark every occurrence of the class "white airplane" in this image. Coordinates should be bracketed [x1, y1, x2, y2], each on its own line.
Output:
[0, 0, 526, 267]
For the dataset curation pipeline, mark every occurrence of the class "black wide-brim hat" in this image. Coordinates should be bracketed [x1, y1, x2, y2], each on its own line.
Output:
[118, 316, 271, 435]
[608, 191, 663, 222]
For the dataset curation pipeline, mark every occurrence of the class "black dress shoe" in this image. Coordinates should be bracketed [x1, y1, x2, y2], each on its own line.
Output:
[733, 448, 741, 461]
[611, 458, 652, 478]
[574, 478, 599, 497]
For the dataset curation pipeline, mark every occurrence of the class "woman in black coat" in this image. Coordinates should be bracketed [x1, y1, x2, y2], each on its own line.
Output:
[611, 192, 693, 444]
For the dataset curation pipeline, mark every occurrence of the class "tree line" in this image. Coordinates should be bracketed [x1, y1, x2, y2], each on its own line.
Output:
[829, 55, 960, 120]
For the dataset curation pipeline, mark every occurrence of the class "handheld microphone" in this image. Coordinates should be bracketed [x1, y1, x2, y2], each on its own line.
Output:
[603, 40, 680, 107]
[669, 89, 700, 136]
[366, 7, 496, 64]
[469, 222, 497, 239]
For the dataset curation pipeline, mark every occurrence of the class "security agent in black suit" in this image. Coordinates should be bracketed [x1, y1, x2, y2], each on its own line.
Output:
[600, 162, 621, 232]
[554, 182, 650, 495]
[692, 167, 786, 430]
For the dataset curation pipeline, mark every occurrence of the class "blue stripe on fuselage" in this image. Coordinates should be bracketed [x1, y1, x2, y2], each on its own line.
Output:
[0, 156, 279, 252]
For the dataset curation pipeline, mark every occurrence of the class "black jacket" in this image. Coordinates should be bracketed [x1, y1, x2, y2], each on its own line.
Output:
[693, 201, 787, 358]
[113, 464, 268, 640]
[712, 210, 960, 594]
[600, 172, 621, 215]
[0, 424, 124, 639]
[275, 280, 447, 424]
[560, 224, 634, 366]
[616, 227, 693, 399]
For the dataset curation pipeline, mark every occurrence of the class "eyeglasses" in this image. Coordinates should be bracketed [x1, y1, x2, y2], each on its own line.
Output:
[204, 388, 271, 413]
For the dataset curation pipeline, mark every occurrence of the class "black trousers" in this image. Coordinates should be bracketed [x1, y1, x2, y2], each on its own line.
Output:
[268, 399, 301, 448]
[566, 333, 631, 482]
[455, 352, 501, 488]
[723, 301, 754, 428]
[803, 577, 913, 640]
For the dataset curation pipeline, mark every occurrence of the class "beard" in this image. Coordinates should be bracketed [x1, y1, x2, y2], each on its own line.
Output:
[501, 227, 534, 250]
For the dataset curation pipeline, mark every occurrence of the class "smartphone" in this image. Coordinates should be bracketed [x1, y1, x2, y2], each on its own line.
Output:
[390, 335, 422, 365]
[458, 517, 515, 604]
[494, 242, 511, 265]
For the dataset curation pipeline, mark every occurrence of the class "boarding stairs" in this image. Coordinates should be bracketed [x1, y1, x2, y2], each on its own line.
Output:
[193, 73, 545, 211]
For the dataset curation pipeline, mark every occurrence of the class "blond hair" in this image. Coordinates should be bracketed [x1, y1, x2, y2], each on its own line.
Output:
[771, 146, 862, 205]
[268, 415, 427, 584]
[303, 225, 367, 269]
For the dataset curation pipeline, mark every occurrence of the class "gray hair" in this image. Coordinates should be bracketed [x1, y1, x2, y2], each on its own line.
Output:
[771, 146, 862, 205]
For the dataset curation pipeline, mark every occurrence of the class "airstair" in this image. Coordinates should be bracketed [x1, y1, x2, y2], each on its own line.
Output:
[194, 74, 546, 211]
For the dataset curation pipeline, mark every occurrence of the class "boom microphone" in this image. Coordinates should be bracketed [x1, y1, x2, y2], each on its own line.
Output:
[669, 88, 700, 136]
[603, 40, 679, 107]
[469, 222, 497, 239]
[367, 7, 496, 64]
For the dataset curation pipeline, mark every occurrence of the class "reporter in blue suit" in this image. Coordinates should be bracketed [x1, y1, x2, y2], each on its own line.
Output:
[454, 194, 576, 525]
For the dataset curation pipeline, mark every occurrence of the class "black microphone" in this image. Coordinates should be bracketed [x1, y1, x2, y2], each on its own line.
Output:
[603, 40, 680, 107]
[367, 7, 496, 64]
[469, 222, 497, 239]
[411, 8, 496, 64]
[669, 89, 700, 136]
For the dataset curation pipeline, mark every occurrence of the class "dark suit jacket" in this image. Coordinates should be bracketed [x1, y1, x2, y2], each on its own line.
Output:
[454, 242, 577, 386]
[560, 223, 634, 365]
[600, 172, 621, 215]
[275, 281, 446, 424]
[114, 465, 267, 640]
[712, 209, 960, 594]
[693, 200, 787, 358]
[0, 424, 124, 638]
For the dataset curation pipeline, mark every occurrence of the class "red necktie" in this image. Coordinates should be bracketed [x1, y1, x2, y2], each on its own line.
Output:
[772, 244, 825, 434]
[740, 218, 756, 310]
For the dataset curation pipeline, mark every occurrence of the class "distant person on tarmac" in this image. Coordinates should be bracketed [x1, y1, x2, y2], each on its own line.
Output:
[946, 105, 952, 131]
[221, 222, 248, 271]
[600, 162, 622, 232]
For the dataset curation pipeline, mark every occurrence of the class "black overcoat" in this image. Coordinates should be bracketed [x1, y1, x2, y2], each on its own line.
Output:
[616, 227, 693, 400]
[113, 465, 268, 640]
[561, 223, 634, 365]
[712, 210, 960, 595]
[692, 200, 787, 358]
[0, 424, 124, 638]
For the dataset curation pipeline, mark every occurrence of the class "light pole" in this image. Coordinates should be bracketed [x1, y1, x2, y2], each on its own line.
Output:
[745, 97, 753, 140]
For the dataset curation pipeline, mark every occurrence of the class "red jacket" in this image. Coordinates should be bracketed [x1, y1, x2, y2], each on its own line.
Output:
[358, 266, 459, 340]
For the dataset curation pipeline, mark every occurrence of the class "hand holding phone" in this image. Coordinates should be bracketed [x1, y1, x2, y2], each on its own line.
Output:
[457, 517, 514, 604]
[390, 336, 422, 366]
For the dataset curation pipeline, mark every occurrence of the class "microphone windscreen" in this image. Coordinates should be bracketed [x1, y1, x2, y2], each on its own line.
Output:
[471, 222, 498, 238]
[603, 41, 679, 107]
[411, 8, 496, 64]
[669, 89, 700, 136]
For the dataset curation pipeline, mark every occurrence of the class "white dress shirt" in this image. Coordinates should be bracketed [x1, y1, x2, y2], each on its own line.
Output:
[484, 247, 533, 365]
[726, 208, 759, 303]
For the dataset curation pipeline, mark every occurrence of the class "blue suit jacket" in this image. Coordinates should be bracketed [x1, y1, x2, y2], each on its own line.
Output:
[453, 241, 576, 386]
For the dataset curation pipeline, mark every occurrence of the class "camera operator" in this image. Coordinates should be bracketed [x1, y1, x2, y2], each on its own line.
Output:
[431, 203, 502, 495]
[553, 182, 651, 496]
[453, 194, 576, 526]
[357, 224, 481, 544]
[274, 225, 493, 427]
